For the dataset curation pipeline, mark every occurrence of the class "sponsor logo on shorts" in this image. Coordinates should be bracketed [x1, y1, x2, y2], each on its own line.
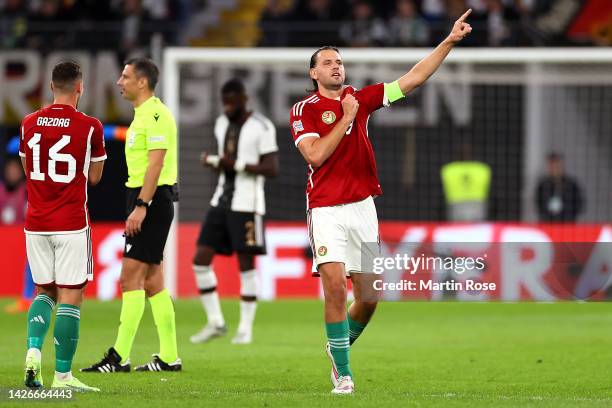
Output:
[292, 120, 304, 133]
[318, 246, 328, 256]
[321, 111, 336, 125]
[126, 244, 132, 253]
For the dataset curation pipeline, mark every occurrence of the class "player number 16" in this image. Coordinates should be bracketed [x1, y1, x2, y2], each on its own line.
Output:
[27, 133, 77, 183]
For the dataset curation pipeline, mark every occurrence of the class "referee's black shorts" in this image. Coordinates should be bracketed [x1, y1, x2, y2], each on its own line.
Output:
[197, 206, 266, 255]
[124, 185, 174, 265]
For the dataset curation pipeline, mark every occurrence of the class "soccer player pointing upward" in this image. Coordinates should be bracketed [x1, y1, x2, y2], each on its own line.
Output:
[289, 10, 472, 394]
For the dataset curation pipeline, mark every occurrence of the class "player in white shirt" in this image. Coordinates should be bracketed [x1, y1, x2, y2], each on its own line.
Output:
[191, 79, 278, 345]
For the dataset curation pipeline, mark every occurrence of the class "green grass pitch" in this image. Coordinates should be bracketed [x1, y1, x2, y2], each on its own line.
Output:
[1, 299, 612, 407]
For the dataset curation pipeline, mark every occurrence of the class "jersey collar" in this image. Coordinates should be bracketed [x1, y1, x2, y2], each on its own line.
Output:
[48, 103, 76, 111]
[134, 96, 157, 112]
[316, 86, 348, 101]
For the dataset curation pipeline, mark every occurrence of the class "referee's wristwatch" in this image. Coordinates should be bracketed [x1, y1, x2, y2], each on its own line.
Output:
[135, 198, 151, 209]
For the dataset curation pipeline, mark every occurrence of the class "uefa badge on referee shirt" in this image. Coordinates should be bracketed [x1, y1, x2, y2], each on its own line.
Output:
[321, 111, 336, 125]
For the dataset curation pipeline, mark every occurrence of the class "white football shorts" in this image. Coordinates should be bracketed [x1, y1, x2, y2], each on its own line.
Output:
[25, 228, 93, 288]
[308, 195, 379, 275]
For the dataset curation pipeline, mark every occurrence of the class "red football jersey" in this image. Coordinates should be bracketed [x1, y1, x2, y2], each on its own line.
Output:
[19, 104, 106, 233]
[290, 83, 388, 208]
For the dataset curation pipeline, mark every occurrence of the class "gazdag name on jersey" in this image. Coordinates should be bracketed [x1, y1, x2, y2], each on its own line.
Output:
[19, 104, 106, 234]
[36, 116, 71, 127]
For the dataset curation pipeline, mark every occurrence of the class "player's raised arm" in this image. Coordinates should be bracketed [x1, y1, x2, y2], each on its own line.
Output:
[392, 9, 473, 98]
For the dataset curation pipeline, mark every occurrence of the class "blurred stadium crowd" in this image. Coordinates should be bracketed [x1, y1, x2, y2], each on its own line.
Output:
[0, 0, 609, 52]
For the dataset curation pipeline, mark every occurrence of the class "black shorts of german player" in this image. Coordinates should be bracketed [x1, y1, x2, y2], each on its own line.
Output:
[124, 185, 174, 264]
[197, 206, 266, 255]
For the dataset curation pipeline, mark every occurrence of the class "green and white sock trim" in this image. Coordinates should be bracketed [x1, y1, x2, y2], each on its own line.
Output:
[56, 305, 80, 320]
[326, 320, 352, 378]
[35, 294, 56, 309]
[348, 314, 367, 345]
[328, 338, 350, 349]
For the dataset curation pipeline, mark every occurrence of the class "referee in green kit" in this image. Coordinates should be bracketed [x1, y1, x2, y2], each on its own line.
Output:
[82, 58, 181, 373]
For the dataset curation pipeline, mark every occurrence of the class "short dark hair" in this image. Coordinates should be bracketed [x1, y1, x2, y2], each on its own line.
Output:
[547, 152, 562, 162]
[221, 78, 246, 95]
[125, 58, 159, 91]
[51, 61, 82, 93]
[308, 45, 340, 92]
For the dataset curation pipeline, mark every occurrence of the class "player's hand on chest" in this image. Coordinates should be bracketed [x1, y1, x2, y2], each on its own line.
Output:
[317, 104, 363, 137]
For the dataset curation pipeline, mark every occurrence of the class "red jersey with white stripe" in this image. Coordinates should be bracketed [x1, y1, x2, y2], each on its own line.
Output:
[290, 83, 388, 208]
[19, 104, 106, 234]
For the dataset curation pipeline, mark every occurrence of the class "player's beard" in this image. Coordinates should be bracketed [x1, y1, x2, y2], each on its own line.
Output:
[322, 75, 344, 91]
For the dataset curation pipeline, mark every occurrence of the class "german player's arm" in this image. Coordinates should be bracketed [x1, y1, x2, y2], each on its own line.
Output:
[297, 95, 359, 168]
[393, 9, 473, 97]
[245, 152, 279, 178]
[200, 116, 223, 172]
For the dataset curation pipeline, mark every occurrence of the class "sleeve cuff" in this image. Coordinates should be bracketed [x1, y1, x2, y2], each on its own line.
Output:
[91, 155, 107, 162]
[205, 155, 220, 168]
[294, 133, 320, 147]
[234, 158, 247, 172]
[18, 151, 25, 158]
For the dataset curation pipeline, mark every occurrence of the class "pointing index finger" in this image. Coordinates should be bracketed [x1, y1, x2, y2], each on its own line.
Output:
[458, 8, 472, 22]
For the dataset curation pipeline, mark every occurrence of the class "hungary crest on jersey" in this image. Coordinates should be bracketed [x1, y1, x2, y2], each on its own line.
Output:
[321, 111, 336, 125]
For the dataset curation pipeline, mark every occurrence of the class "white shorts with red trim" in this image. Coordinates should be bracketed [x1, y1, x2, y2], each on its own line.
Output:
[308, 196, 379, 276]
[25, 228, 93, 288]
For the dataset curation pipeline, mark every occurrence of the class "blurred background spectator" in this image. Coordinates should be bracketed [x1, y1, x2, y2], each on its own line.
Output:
[536, 153, 584, 222]
[339, 0, 388, 47]
[0, 0, 28, 49]
[388, 0, 429, 46]
[286, 0, 347, 47]
[0, 155, 32, 314]
[0, 156, 26, 225]
[441, 142, 492, 222]
[259, 0, 292, 46]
